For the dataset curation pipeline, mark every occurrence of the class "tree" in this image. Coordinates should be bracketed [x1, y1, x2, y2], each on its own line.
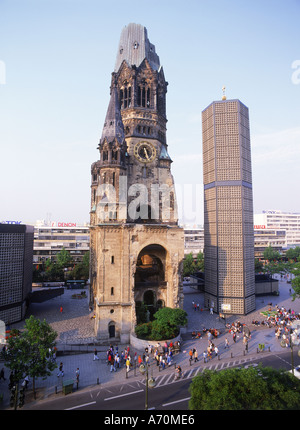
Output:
[183, 253, 195, 277]
[135, 307, 188, 340]
[255, 258, 263, 273]
[263, 245, 281, 262]
[69, 251, 90, 280]
[286, 247, 300, 261]
[277, 260, 295, 279]
[151, 307, 187, 340]
[195, 251, 204, 272]
[292, 257, 300, 301]
[56, 247, 73, 269]
[183, 251, 204, 277]
[189, 366, 300, 410]
[47, 262, 64, 281]
[4, 316, 58, 400]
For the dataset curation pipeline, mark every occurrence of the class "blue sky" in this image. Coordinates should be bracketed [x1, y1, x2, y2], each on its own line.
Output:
[0, 0, 300, 226]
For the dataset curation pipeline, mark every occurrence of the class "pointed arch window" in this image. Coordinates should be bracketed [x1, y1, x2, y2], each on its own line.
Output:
[137, 85, 151, 108]
[103, 150, 108, 161]
[120, 86, 131, 109]
[112, 149, 118, 161]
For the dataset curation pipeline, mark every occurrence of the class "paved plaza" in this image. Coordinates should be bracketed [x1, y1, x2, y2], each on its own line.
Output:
[0, 275, 299, 409]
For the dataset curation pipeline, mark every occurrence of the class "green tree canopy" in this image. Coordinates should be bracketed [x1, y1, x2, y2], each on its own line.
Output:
[292, 257, 300, 301]
[69, 251, 90, 280]
[263, 245, 281, 262]
[135, 307, 188, 340]
[183, 252, 204, 277]
[189, 366, 300, 410]
[286, 247, 300, 261]
[4, 316, 58, 399]
[56, 247, 73, 269]
[255, 258, 264, 273]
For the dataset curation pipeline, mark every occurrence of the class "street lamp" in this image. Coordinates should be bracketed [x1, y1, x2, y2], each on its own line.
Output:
[139, 363, 156, 410]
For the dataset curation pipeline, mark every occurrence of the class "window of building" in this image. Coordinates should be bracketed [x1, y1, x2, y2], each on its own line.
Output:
[137, 85, 151, 108]
[120, 86, 131, 109]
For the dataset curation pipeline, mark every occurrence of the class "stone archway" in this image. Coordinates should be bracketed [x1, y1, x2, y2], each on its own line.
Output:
[134, 244, 167, 322]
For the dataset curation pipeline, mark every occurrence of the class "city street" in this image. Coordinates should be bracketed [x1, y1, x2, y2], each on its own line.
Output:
[0, 275, 299, 410]
[18, 350, 300, 411]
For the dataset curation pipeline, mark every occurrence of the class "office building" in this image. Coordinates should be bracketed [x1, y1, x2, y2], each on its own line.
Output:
[202, 97, 255, 315]
[254, 210, 300, 249]
[33, 221, 90, 266]
[183, 227, 204, 256]
[0, 224, 34, 324]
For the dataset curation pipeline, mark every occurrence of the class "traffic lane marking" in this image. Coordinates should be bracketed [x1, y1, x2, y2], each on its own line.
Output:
[65, 401, 96, 410]
[104, 389, 144, 401]
[162, 397, 191, 407]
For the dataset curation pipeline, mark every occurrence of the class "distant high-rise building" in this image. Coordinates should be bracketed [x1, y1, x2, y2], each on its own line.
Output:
[202, 97, 255, 315]
[0, 224, 34, 324]
[254, 210, 300, 248]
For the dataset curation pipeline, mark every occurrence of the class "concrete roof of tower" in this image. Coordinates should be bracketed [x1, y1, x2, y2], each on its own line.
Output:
[114, 23, 160, 73]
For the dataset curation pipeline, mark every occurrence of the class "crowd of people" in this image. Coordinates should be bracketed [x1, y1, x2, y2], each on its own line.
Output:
[101, 341, 181, 373]
[251, 305, 300, 329]
[191, 327, 220, 339]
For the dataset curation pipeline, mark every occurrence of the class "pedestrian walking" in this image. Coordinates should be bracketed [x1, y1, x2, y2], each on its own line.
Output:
[0, 367, 6, 381]
[24, 375, 29, 388]
[60, 306, 63, 314]
[194, 349, 198, 362]
[233, 332, 237, 343]
[93, 348, 100, 361]
[210, 307, 213, 315]
[57, 362, 64, 377]
[126, 357, 131, 372]
[75, 368, 80, 383]
[225, 338, 229, 349]
[167, 354, 172, 366]
[214, 346, 219, 357]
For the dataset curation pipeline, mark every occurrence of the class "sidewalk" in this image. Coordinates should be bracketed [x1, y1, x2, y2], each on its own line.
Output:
[0, 276, 299, 409]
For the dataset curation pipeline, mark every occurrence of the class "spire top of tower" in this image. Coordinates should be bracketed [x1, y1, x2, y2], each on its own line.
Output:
[100, 78, 125, 144]
[114, 23, 160, 73]
[222, 86, 227, 100]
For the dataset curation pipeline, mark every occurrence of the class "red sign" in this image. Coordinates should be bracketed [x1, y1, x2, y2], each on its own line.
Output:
[51, 222, 77, 227]
[58, 223, 77, 227]
[254, 225, 266, 229]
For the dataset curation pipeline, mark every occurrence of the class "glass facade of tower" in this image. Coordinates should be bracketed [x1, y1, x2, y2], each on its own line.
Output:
[202, 99, 255, 315]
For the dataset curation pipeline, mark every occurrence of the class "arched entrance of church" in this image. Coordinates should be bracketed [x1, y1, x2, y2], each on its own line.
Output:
[134, 244, 167, 323]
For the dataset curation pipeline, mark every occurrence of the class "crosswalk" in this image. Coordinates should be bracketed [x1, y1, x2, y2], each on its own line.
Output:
[139, 356, 257, 388]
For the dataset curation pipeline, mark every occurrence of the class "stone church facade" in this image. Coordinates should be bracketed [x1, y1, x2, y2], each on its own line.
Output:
[89, 23, 184, 343]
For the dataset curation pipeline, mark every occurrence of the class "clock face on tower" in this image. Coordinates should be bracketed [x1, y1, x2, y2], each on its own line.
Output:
[134, 141, 156, 163]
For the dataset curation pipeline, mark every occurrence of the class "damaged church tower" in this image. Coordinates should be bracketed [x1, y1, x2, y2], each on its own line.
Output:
[89, 23, 184, 343]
